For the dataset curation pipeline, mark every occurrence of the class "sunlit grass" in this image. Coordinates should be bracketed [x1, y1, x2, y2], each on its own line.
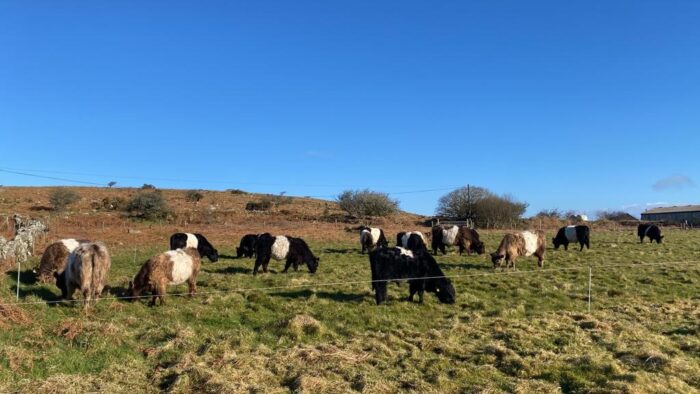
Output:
[1, 229, 700, 392]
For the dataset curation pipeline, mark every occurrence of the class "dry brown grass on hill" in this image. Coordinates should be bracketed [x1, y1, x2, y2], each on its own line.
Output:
[0, 186, 427, 255]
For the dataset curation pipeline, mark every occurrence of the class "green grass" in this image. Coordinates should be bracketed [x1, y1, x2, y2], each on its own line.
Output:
[2, 229, 700, 392]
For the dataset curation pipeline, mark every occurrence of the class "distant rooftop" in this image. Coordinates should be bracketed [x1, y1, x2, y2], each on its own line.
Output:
[642, 205, 700, 214]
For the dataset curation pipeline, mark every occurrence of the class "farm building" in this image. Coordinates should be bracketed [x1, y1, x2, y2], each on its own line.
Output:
[641, 205, 700, 225]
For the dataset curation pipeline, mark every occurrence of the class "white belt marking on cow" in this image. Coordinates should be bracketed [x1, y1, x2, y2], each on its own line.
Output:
[361, 228, 382, 245]
[521, 231, 539, 256]
[370, 228, 381, 244]
[271, 236, 290, 260]
[442, 226, 459, 245]
[401, 231, 425, 247]
[397, 247, 414, 258]
[60, 239, 81, 253]
[167, 249, 194, 285]
[564, 226, 578, 242]
[185, 233, 198, 248]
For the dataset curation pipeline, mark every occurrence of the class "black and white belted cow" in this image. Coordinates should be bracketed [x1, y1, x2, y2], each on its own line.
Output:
[254, 233, 319, 275]
[431, 225, 486, 255]
[638, 224, 664, 244]
[359, 226, 388, 254]
[552, 225, 590, 251]
[169, 233, 219, 262]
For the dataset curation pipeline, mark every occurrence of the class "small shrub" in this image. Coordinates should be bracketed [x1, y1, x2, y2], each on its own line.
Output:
[101, 197, 127, 211]
[107, 181, 117, 188]
[141, 184, 156, 190]
[245, 198, 273, 212]
[127, 191, 170, 220]
[49, 189, 80, 211]
[185, 190, 204, 203]
[228, 189, 248, 195]
[337, 189, 399, 218]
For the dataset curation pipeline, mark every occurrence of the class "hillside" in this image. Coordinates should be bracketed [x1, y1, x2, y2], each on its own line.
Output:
[0, 186, 425, 252]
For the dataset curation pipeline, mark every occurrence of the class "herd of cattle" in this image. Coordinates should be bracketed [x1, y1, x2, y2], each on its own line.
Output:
[32, 223, 665, 308]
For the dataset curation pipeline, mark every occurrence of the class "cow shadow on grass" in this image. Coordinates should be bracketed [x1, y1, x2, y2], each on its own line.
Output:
[6, 269, 39, 286]
[270, 289, 367, 303]
[322, 248, 356, 255]
[13, 286, 62, 305]
[217, 254, 241, 260]
[205, 266, 253, 275]
[105, 285, 129, 298]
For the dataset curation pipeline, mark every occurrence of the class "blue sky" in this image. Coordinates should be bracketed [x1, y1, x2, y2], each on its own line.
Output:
[1, 1, 698, 217]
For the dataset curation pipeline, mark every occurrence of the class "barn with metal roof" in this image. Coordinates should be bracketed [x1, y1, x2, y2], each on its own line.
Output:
[641, 205, 700, 224]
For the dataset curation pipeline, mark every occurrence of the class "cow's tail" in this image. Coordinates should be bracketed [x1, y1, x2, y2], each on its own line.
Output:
[89, 244, 108, 304]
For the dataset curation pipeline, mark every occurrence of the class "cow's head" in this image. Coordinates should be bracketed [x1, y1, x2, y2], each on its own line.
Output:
[490, 252, 505, 268]
[472, 241, 486, 255]
[306, 255, 319, 274]
[236, 247, 244, 258]
[126, 279, 151, 301]
[202, 245, 219, 262]
[427, 277, 456, 304]
[552, 238, 561, 250]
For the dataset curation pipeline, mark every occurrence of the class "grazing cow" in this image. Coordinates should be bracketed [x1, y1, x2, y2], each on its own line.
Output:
[369, 247, 455, 305]
[169, 233, 218, 262]
[54, 242, 111, 309]
[34, 239, 89, 283]
[359, 226, 388, 254]
[638, 224, 664, 244]
[254, 233, 319, 275]
[236, 234, 259, 258]
[127, 248, 201, 306]
[552, 225, 590, 251]
[396, 231, 427, 249]
[431, 225, 486, 256]
[490, 230, 546, 269]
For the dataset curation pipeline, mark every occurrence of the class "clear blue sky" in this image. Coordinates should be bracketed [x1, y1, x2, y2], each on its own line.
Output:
[1, 1, 698, 217]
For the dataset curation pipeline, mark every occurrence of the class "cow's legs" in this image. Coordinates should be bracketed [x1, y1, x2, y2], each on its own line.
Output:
[375, 282, 388, 305]
[187, 278, 197, 296]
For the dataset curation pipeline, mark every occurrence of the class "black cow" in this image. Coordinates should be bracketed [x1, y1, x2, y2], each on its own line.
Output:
[254, 233, 319, 275]
[169, 233, 219, 262]
[236, 234, 259, 258]
[369, 247, 455, 305]
[552, 225, 590, 251]
[638, 224, 664, 244]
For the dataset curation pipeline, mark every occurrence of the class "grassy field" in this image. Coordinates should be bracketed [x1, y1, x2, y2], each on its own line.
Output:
[2, 228, 700, 393]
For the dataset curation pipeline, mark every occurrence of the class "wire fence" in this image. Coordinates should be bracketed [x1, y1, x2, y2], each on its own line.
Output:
[4, 258, 699, 311]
